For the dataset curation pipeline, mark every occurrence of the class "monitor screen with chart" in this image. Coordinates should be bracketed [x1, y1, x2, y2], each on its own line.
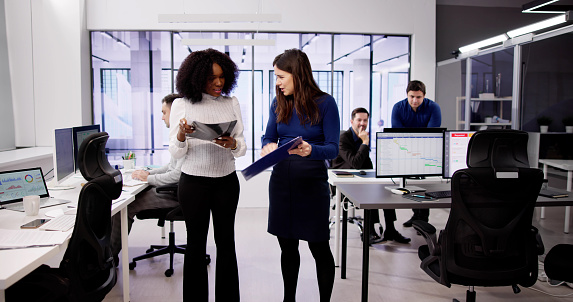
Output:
[72, 125, 100, 171]
[376, 128, 445, 190]
[442, 130, 476, 179]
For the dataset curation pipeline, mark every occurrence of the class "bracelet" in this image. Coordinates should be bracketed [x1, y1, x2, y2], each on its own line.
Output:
[231, 139, 238, 150]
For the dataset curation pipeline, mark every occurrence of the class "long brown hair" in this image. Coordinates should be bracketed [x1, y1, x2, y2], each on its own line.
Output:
[273, 49, 325, 125]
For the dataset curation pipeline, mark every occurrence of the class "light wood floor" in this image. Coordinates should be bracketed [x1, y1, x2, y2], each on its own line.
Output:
[103, 176, 573, 301]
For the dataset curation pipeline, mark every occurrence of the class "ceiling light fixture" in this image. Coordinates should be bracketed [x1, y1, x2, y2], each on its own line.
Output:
[459, 34, 508, 53]
[158, 13, 281, 23]
[327, 36, 387, 65]
[523, 0, 560, 13]
[507, 14, 567, 37]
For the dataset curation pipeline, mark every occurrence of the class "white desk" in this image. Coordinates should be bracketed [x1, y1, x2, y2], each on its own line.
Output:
[539, 159, 573, 233]
[0, 173, 147, 302]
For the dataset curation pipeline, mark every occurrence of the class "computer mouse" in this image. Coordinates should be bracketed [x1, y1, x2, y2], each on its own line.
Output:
[359, 170, 367, 175]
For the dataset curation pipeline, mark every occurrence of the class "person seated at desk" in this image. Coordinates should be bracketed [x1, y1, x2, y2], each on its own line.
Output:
[391, 80, 441, 227]
[332, 107, 410, 244]
[110, 93, 183, 263]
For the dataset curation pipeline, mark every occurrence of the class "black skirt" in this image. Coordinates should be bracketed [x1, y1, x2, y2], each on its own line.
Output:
[267, 156, 330, 242]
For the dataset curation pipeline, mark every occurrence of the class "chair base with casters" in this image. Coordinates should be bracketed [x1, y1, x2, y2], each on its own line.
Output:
[129, 206, 211, 277]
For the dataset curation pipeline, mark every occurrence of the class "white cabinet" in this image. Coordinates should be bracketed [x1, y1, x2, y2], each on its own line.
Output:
[456, 96, 512, 130]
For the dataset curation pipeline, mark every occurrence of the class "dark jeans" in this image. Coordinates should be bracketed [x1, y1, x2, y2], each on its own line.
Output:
[179, 172, 240, 302]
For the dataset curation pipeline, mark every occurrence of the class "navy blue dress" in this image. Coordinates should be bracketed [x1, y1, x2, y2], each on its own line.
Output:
[263, 94, 340, 242]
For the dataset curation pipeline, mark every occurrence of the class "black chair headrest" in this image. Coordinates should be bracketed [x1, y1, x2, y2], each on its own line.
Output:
[77, 132, 121, 184]
[466, 129, 530, 175]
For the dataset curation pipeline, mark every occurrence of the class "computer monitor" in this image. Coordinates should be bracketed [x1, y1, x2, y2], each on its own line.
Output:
[376, 128, 445, 191]
[72, 125, 101, 171]
[53, 127, 76, 185]
[539, 133, 573, 160]
[442, 130, 476, 179]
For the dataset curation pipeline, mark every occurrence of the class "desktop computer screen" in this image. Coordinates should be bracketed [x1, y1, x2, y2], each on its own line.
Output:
[72, 125, 100, 171]
[376, 129, 444, 184]
[442, 130, 476, 179]
[53, 128, 76, 185]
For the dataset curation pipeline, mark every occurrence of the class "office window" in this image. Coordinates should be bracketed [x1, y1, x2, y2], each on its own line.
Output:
[91, 31, 410, 169]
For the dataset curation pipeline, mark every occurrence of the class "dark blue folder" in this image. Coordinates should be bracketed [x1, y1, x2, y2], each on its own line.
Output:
[241, 136, 303, 181]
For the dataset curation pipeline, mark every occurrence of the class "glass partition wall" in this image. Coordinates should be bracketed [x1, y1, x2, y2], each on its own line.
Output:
[459, 49, 514, 131]
[91, 31, 410, 169]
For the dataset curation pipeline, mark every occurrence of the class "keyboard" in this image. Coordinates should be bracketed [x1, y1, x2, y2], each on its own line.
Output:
[39, 214, 76, 232]
[122, 174, 147, 187]
[425, 190, 452, 199]
[4, 198, 71, 212]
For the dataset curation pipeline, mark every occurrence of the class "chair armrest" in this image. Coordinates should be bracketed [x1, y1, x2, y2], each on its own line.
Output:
[532, 226, 544, 255]
[156, 183, 178, 195]
[412, 220, 440, 255]
[165, 206, 184, 221]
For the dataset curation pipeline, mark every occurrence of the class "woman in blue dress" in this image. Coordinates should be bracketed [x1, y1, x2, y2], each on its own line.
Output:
[261, 49, 340, 302]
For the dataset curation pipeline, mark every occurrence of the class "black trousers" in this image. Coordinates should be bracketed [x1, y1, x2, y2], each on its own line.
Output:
[370, 209, 398, 231]
[412, 208, 430, 221]
[178, 172, 240, 302]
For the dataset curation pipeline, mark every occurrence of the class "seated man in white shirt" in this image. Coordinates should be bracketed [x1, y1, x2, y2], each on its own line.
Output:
[110, 93, 183, 263]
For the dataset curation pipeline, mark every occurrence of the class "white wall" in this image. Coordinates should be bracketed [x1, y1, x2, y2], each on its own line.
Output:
[5, 0, 436, 148]
[0, 0, 15, 151]
[6, 0, 91, 147]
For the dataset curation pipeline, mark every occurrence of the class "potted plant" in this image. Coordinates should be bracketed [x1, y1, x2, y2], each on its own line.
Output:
[563, 116, 573, 133]
[537, 116, 552, 133]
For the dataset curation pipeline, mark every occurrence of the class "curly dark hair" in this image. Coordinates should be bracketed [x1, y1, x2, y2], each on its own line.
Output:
[176, 48, 239, 103]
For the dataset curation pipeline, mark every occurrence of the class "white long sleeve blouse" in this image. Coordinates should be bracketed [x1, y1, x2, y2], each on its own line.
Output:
[168, 94, 246, 178]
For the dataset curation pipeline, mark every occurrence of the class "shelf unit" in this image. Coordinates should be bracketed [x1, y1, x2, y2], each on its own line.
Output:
[456, 96, 512, 130]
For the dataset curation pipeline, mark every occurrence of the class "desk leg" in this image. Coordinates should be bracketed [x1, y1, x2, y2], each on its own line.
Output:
[341, 195, 348, 279]
[565, 171, 572, 234]
[0, 289, 5, 302]
[334, 188, 341, 267]
[541, 163, 548, 219]
[121, 207, 130, 302]
[361, 209, 371, 302]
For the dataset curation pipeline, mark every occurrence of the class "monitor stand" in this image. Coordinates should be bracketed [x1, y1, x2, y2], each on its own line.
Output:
[46, 179, 76, 191]
[384, 177, 426, 193]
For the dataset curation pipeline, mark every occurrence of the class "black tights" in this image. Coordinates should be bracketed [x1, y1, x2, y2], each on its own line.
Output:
[277, 237, 335, 302]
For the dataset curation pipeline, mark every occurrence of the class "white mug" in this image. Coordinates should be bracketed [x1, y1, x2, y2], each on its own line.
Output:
[123, 159, 135, 170]
[23, 195, 40, 216]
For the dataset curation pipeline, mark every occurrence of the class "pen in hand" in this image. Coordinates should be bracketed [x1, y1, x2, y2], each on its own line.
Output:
[412, 194, 433, 200]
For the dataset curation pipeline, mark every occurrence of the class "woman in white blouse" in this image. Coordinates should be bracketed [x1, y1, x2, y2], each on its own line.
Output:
[169, 48, 246, 302]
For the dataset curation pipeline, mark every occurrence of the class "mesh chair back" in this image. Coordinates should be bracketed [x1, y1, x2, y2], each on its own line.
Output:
[60, 132, 122, 301]
[439, 129, 543, 287]
[443, 167, 543, 287]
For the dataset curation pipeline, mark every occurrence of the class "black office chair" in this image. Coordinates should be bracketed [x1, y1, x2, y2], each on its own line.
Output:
[413, 130, 545, 302]
[7, 132, 121, 302]
[128, 183, 211, 277]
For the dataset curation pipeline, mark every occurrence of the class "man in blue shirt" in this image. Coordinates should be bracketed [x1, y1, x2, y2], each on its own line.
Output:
[391, 80, 442, 227]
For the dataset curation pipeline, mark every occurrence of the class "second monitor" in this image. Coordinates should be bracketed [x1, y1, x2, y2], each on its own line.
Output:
[72, 125, 101, 171]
